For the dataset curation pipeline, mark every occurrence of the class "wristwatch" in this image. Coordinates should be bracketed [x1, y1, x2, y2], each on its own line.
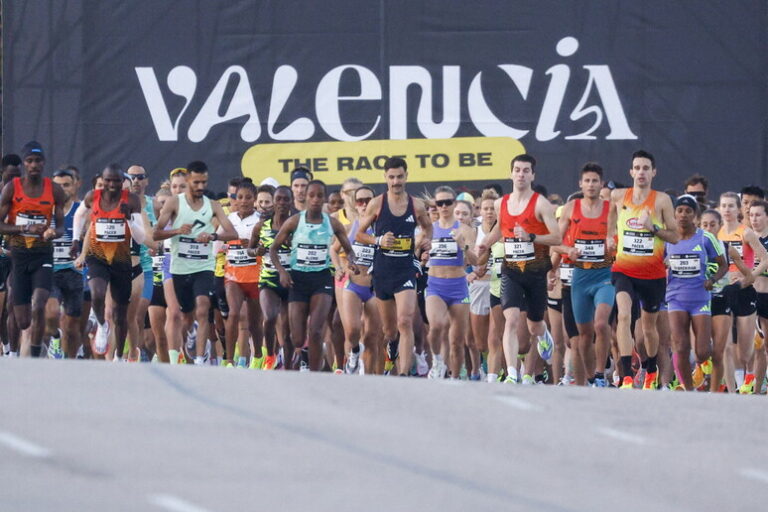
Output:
[651, 224, 660, 234]
[210, 232, 218, 241]
[528, 233, 537, 243]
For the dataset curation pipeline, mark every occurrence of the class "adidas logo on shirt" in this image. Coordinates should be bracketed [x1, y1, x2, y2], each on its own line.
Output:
[405, 215, 415, 223]
[692, 244, 703, 252]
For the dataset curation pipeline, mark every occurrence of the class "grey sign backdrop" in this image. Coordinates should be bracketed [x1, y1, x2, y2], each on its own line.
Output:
[3, 0, 766, 196]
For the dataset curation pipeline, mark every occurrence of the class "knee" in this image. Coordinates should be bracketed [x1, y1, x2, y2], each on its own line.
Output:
[396, 315, 413, 333]
[594, 318, 609, 333]
[696, 346, 712, 363]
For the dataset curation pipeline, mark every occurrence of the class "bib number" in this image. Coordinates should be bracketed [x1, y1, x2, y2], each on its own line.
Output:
[559, 264, 574, 285]
[621, 230, 654, 256]
[226, 246, 257, 267]
[352, 242, 375, 267]
[178, 236, 211, 260]
[493, 257, 504, 278]
[430, 237, 458, 260]
[296, 243, 328, 268]
[575, 239, 605, 262]
[15, 212, 47, 238]
[504, 237, 534, 262]
[670, 253, 701, 278]
[95, 218, 126, 242]
[382, 236, 413, 257]
[53, 240, 72, 263]
[264, 248, 291, 270]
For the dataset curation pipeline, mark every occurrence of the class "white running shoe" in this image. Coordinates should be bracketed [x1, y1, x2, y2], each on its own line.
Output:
[415, 351, 429, 377]
[345, 347, 362, 374]
[194, 356, 205, 366]
[94, 321, 110, 355]
[186, 321, 198, 352]
[428, 357, 447, 379]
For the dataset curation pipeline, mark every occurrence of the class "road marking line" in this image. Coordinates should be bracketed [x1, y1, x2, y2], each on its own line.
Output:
[494, 395, 541, 411]
[596, 427, 647, 445]
[148, 494, 213, 512]
[741, 468, 768, 484]
[0, 431, 51, 458]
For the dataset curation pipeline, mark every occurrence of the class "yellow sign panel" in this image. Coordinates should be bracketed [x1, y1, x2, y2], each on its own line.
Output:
[241, 136, 525, 186]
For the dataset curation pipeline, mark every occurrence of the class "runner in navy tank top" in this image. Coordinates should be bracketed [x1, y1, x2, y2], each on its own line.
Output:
[356, 157, 433, 376]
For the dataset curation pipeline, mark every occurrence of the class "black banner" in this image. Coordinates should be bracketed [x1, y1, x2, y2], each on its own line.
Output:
[3, 0, 767, 197]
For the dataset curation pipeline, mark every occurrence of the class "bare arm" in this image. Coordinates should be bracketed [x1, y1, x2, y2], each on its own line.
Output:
[550, 200, 578, 257]
[606, 189, 622, 253]
[413, 198, 433, 252]
[457, 224, 478, 266]
[269, 214, 300, 287]
[518, 195, 561, 246]
[653, 194, 680, 244]
[355, 196, 381, 246]
[152, 196, 183, 241]
[207, 200, 237, 243]
[0, 183, 20, 235]
[744, 229, 768, 277]
[331, 217, 358, 274]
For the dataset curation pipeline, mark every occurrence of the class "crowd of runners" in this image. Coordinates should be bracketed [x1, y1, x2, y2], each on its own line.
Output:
[3, 140, 768, 393]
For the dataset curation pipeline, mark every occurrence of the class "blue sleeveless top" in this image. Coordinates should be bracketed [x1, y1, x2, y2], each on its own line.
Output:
[290, 211, 333, 272]
[429, 220, 464, 267]
[373, 193, 417, 277]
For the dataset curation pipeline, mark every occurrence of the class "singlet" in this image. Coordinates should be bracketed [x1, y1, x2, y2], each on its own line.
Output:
[489, 242, 505, 298]
[224, 210, 261, 283]
[612, 188, 666, 280]
[7, 177, 54, 251]
[429, 220, 464, 267]
[349, 219, 375, 268]
[499, 192, 551, 273]
[373, 193, 417, 277]
[88, 189, 132, 266]
[52, 201, 80, 272]
[718, 224, 754, 274]
[260, 217, 291, 281]
[567, 199, 612, 270]
[170, 194, 215, 275]
[290, 211, 333, 273]
[665, 228, 722, 302]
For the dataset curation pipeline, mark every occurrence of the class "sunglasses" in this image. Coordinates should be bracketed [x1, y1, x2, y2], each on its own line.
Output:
[435, 199, 454, 207]
[343, 188, 360, 196]
[169, 167, 187, 178]
[229, 193, 238, 199]
[126, 173, 146, 181]
[53, 169, 75, 179]
[356, 197, 372, 206]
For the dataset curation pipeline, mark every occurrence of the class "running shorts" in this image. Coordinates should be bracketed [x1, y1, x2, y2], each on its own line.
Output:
[611, 272, 666, 313]
[571, 267, 615, 324]
[289, 269, 333, 303]
[500, 270, 547, 322]
[172, 271, 214, 314]
[426, 275, 470, 307]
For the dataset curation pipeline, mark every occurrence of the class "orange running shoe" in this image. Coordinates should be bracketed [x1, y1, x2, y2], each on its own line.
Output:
[642, 371, 659, 390]
[620, 376, 634, 389]
[739, 374, 756, 394]
[262, 355, 277, 370]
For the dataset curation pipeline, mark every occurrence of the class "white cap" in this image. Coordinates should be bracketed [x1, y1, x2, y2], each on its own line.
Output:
[260, 177, 280, 188]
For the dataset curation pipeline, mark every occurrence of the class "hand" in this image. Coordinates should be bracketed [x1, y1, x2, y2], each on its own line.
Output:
[419, 237, 432, 254]
[26, 224, 47, 236]
[379, 231, 395, 249]
[119, 203, 132, 219]
[450, 228, 464, 247]
[347, 262, 360, 276]
[474, 243, 488, 257]
[42, 228, 57, 241]
[74, 255, 85, 270]
[254, 243, 266, 257]
[177, 224, 192, 236]
[70, 239, 81, 259]
[474, 266, 488, 279]
[195, 232, 214, 243]
[420, 251, 430, 265]
[547, 270, 557, 292]
[279, 269, 293, 288]
[335, 267, 347, 281]
[467, 271, 477, 284]
[606, 237, 617, 254]
[567, 247, 580, 261]
[703, 278, 714, 291]
[639, 208, 652, 231]
[513, 224, 529, 241]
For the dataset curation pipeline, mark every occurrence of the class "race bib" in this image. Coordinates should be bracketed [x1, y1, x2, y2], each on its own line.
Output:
[264, 248, 291, 270]
[621, 230, 654, 256]
[575, 239, 605, 262]
[178, 236, 211, 260]
[15, 212, 47, 238]
[296, 243, 328, 268]
[352, 242, 375, 267]
[670, 253, 701, 278]
[95, 218, 126, 242]
[504, 237, 534, 262]
[493, 257, 504, 278]
[152, 254, 164, 272]
[430, 237, 459, 260]
[226, 245, 257, 267]
[53, 240, 72, 263]
[382, 236, 413, 257]
[559, 264, 574, 285]
[730, 241, 743, 257]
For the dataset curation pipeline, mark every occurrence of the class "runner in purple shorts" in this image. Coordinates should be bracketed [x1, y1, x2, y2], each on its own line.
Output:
[665, 195, 726, 390]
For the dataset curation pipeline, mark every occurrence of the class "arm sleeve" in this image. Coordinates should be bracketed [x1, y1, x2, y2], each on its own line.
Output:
[72, 202, 90, 241]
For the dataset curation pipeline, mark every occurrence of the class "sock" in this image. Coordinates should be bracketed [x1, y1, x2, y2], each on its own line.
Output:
[734, 369, 745, 387]
[487, 373, 498, 382]
[169, 349, 180, 364]
[435, 353, 444, 363]
[351, 344, 360, 354]
[535, 373, 546, 383]
[605, 356, 612, 370]
[506, 365, 518, 381]
[641, 358, 648, 370]
[620, 356, 633, 377]
[30, 345, 42, 357]
[647, 355, 658, 374]
[238, 356, 247, 366]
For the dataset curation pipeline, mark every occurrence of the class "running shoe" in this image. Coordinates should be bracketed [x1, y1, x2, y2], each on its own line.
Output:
[469, 373, 481, 381]
[739, 374, 756, 395]
[194, 356, 205, 366]
[47, 330, 63, 359]
[94, 321, 110, 355]
[139, 348, 151, 363]
[299, 360, 310, 372]
[428, 358, 447, 380]
[414, 350, 429, 377]
[591, 377, 608, 388]
[620, 376, 634, 389]
[345, 348, 361, 374]
[536, 330, 554, 362]
[700, 358, 713, 375]
[225, 361, 235, 368]
[334, 368, 343, 375]
[634, 368, 647, 389]
[186, 321, 198, 353]
[692, 364, 705, 389]
[262, 355, 277, 370]
[521, 374, 535, 385]
[250, 354, 264, 370]
[503, 375, 517, 384]
[642, 371, 659, 390]
[558, 375, 575, 386]
[384, 340, 399, 375]
[236, 357, 247, 368]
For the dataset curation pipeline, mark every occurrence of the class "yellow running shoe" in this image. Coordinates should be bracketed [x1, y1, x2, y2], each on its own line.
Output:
[739, 374, 756, 394]
[642, 371, 659, 390]
[700, 358, 712, 375]
[620, 376, 634, 389]
[249, 355, 264, 370]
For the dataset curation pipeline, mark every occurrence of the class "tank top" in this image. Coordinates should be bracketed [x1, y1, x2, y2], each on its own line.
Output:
[349, 219, 375, 268]
[260, 217, 292, 279]
[290, 211, 333, 272]
[612, 188, 666, 279]
[224, 211, 261, 283]
[7, 177, 54, 251]
[568, 199, 612, 270]
[373, 193, 417, 277]
[429, 220, 464, 267]
[88, 189, 132, 266]
[52, 201, 80, 272]
[665, 228, 721, 302]
[718, 224, 754, 274]
[489, 241, 505, 298]
[499, 192, 551, 273]
[170, 194, 215, 275]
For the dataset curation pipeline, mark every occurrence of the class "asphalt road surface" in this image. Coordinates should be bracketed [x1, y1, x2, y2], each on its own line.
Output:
[1, 359, 767, 512]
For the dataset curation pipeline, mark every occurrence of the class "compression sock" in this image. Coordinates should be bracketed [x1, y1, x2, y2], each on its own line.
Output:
[620, 356, 633, 378]
[30, 345, 42, 358]
[647, 355, 658, 374]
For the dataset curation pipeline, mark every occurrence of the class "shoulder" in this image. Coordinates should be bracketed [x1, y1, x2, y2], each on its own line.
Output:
[610, 188, 627, 203]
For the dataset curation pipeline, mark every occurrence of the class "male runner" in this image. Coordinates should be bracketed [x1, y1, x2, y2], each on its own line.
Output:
[607, 150, 679, 389]
[0, 141, 66, 357]
[291, 168, 312, 212]
[153, 161, 237, 366]
[356, 158, 432, 375]
[0, 154, 21, 356]
[476, 154, 561, 383]
[75, 164, 145, 359]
